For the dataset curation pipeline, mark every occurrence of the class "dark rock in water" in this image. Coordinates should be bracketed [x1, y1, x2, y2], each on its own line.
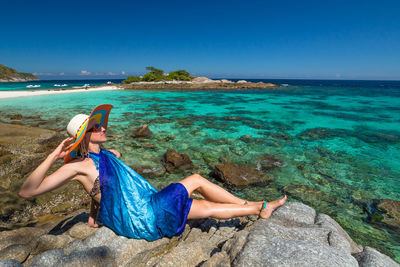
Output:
[5, 114, 22, 121]
[141, 143, 157, 150]
[256, 153, 284, 171]
[131, 124, 152, 138]
[298, 127, 347, 140]
[163, 149, 193, 173]
[239, 135, 253, 143]
[131, 165, 166, 178]
[211, 163, 273, 187]
[377, 199, 400, 232]
[282, 184, 337, 207]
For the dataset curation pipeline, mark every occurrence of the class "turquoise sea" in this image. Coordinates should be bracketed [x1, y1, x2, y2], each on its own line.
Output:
[0, 79, 399, 261]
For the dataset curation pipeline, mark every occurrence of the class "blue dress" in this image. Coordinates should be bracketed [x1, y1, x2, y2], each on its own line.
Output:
[90, 149, 193, 241]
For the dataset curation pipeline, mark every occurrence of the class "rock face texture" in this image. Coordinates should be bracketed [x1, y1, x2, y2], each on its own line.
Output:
[211, 163, 274, 187]
[0, 64, 38, 82]
[0, 202, 397, 266]
[0, 123, 89, 228]
[131, 124, 152, 138]
[163, 149, 193, 173]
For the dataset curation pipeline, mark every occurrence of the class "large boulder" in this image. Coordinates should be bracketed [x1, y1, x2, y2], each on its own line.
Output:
[233, 202, 360, 267]
[353, 246, 399, 267]
[163, 149, 193, 173]
[211, 163, 273, 187]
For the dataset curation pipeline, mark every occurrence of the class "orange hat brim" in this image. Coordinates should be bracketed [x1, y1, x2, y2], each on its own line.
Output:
[64, 104, 113, 163]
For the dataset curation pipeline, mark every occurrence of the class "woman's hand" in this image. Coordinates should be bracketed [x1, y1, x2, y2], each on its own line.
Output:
[50, 137, 74, 160]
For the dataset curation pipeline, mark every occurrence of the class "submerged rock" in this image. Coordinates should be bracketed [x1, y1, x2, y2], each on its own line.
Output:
[211, 163, 274, 187]
[131, 165, 166, 178]
[131, 124, 152, 138]
[256, 153, 284, 171]
[377, 199, 400, 232]
[163, 149, 193, 173]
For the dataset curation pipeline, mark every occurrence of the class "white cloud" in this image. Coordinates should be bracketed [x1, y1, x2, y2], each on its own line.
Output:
[80, 70, 91, 76]
[33, 72, 57, 76]
[59, 72, 65, 76]
[107, 72, 119, 76]
[95, 72, 105, 76]
[121, 71, 126, 75]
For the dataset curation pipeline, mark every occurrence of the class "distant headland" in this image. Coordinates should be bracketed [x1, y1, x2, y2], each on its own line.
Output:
[0, 64, 39, 82]
[122, 67, 278, 90]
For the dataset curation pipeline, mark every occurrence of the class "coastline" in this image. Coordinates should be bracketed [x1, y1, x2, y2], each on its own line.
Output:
[0, 86, 122, 99]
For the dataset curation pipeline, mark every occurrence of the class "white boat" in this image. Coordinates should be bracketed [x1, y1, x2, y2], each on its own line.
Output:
[26, 85, 41, 88]
[61, 84, 68, 87]
[107, 81, 112, 84]
[54, 84, 61, 87]
[83, 84, 90, 88]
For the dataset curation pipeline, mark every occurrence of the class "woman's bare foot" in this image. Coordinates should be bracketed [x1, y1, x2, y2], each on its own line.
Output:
[259, 195, 287, 219]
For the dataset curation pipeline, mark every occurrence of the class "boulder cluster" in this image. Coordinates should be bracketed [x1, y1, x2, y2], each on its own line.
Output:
[0, 202, 398, 266]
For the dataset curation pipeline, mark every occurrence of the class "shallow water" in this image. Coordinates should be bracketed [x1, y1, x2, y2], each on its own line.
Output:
[0, 84, 399, 261]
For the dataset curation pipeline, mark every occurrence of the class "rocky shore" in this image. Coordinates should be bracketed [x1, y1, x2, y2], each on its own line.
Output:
[0, 202, 398, 266]
[0, 64, 38, 83]
[0, 121, 399, 265]
[122, 77, 279, 91]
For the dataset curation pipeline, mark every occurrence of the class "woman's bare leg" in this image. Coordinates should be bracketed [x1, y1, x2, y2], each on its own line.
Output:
[179, 174, 261, 205]
[188, 195, 287, 219]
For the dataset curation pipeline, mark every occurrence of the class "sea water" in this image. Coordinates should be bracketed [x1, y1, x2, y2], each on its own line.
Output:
[0, 80, 399, 261]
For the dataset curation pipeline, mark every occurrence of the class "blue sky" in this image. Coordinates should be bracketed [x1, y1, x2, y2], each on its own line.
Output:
[1, 0, 399, 80]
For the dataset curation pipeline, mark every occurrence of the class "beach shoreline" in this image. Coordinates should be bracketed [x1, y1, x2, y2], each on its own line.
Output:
[0, 86, 122, 99]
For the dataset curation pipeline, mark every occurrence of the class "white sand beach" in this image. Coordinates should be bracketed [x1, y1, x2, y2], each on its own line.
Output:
[0, 86, 122, 99]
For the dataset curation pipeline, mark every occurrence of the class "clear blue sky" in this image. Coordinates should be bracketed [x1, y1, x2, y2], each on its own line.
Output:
[1, 0, 399, 80]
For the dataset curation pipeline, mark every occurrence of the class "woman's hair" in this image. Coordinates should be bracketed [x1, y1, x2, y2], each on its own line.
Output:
[78, 137, 89, 159]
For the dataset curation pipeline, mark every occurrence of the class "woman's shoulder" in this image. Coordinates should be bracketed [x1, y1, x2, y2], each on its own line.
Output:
[104, 149, 121, 159]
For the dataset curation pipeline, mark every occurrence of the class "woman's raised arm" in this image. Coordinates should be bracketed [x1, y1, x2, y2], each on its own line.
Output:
[19, 137, 78, 198]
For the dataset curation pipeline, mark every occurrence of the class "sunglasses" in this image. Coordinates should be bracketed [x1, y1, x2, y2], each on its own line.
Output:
[87, 123, 102, 132]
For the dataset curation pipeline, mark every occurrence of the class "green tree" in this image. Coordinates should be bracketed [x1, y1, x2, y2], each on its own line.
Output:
[123, 76, 142, 83]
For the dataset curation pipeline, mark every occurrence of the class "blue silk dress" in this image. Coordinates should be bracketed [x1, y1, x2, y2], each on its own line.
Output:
[89, 149, 193, 241]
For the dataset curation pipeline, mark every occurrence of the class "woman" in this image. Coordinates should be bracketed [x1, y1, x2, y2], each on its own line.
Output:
[19, 104, 287, 241]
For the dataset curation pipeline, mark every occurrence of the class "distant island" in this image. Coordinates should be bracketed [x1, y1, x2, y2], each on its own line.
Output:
[122, 67, 278, 90]
[0, 64, 39, 82]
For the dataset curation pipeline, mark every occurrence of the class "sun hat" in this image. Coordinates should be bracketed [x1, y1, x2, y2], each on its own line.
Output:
[64, 104, 113, 163]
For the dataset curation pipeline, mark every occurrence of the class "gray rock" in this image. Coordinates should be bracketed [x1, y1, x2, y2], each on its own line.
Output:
[0, 259, 22, 267]
[124, 237, 179, 267]
[327, 231, 352, 254]
[62, 240, 88, 255]
[28, 249, 64, 267]
[66, 222, 98, 239]
[234, 239, 358, 267]
[250, 220, 331, 245]
[316, 213, 361, 253]
[82, 226, 117, 248]
[222, 229, 250, 262]
[0, 227, 50, 251]
[30, 234, 73, 255]
[58, 246, 115, 267]
[202, 251, 231, 267]
[353, 246, 400, 267]
[271, 202, 316, 226]
[0, 244, 30, 262]
[155, 241, 208, 267]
